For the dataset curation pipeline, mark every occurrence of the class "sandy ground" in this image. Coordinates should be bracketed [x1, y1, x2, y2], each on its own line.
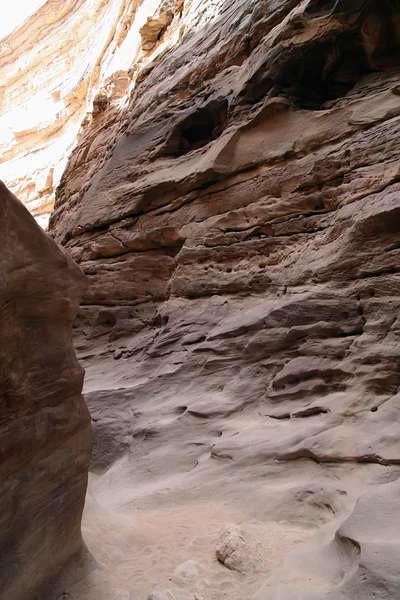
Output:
[58, 470, 310, 600]
[56, 341, 400, 600]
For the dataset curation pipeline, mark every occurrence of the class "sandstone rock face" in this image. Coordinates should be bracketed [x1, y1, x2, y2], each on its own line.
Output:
[46, 0, 400, 598]
[0, 0, 202, 228]
[140, 1, 176, 51]
[0, 182, 92, 600]
[0, 0, 164, 226]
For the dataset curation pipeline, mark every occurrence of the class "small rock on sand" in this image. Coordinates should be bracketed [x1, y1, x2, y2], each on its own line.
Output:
[216, 524, 265, 574]
[174, 559, 204, 579]
[147, 589, 196, 600]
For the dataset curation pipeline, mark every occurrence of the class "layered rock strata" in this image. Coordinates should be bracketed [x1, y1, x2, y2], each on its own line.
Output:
[49, 0, 400, 597]
[0, 0, 184, 226]
[0, 181, 92, 600]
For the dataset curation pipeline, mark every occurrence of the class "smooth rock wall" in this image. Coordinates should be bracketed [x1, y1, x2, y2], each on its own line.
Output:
[0, 181, 92, 600]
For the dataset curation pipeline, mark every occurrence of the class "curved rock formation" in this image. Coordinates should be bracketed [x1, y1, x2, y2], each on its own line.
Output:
[0, 181, 92, 600]
[12, 0, 400, 598]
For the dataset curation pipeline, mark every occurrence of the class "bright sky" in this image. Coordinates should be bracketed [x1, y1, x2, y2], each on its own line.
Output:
[0, 0, 48, 40]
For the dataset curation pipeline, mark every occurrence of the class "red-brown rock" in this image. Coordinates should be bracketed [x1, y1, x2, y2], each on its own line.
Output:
[0, 181, 92, 600]
[33, 0, 400, 598]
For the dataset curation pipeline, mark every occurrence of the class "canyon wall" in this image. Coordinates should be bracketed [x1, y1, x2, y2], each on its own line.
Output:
[48, 0, 400, 597]
[0, 0, 183, 227]
[2, 0, 399, 598]
[0, 182, 92, 600]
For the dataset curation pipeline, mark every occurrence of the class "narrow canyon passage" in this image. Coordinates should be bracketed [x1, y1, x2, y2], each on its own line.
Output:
[1, 0, 400, 599]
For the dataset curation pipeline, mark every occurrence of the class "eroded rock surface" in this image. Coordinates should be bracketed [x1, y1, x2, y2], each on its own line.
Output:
[0, 0, 181, 226]
[44, 0, 400, 598]
[256, 479, 400, 599]
[0, 182, 92, 600]
[0, 0, 213, 228]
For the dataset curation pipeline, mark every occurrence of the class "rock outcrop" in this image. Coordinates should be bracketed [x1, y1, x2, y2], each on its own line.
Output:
[19, 0, 400, 598]
[0, 0, 177, 227]
[0, 0, 221, 228]
[256, 478, 400, 599]
[0, 182, 92, 600]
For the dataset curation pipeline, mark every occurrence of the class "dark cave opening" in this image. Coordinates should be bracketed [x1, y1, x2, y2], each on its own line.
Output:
[182, 114, 215, 150]
[240, 0, 400, 110]
[275, 34, 372, 109]
[178, 101, 228, 152]
[159, 99, 228, 155]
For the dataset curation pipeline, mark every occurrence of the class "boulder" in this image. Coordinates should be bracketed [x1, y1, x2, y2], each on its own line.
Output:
[216, 524, 264, 574]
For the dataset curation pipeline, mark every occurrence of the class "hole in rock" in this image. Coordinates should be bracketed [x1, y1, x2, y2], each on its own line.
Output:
[180, 103, 228, 151]
[273, 34, 372, 109]
[268, 413, 291, 420]
[183, 335, 206, 346]
[159, 100, 228, 155]
[293, 407, 330, 418]
[183, 122, 212, 146]
[95, 311, 117, 327]
[304, 0, 334, 17]
[154, 314, 169, 328]
[157, 25, 168, 41]
[187, 410, 210, 419]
